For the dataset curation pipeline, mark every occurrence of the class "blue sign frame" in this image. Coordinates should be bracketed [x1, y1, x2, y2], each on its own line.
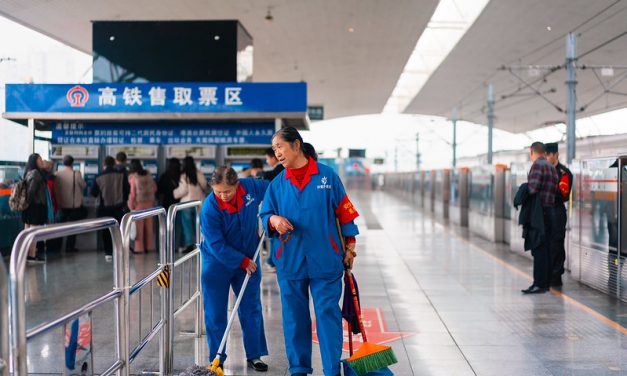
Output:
[5, 82, 306, 114]
[52, 122, 274, 145]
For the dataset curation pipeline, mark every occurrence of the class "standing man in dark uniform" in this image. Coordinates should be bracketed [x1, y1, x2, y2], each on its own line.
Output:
[545, 142, 573, 287]
[523, 142, 559, 294]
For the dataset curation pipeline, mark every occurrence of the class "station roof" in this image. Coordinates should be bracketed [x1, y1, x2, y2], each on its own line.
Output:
[1, 0, 625, 132]
[0, 0, 438, 121]
[404, 0, 627, 132]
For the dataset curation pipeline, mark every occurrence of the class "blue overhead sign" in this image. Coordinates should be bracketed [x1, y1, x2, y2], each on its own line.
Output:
[5, 82, 306, 114]
[52, 122, 274, 145]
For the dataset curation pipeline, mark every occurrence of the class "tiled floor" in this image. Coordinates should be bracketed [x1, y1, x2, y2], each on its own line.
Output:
[6, 188, 627, 375]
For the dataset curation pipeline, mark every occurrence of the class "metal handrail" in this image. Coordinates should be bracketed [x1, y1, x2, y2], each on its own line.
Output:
[119, 207, 168, 371]
[0, 260, 8, 376]
[166, 200, 204, 370]
[9, 217, 128, 376]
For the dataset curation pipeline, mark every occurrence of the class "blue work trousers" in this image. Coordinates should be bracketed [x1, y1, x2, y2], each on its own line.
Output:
[278, 275, 343, 376]
[201, 260, 268, 362]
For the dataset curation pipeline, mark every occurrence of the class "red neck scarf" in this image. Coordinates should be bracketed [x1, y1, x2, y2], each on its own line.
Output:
[285, 157, 318, 191]
[215, 183, 246, 214]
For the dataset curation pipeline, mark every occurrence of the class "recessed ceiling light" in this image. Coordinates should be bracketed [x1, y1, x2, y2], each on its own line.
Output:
[214, 35, 220, 41]
[546, 26, 552, 31]
[348, 27, 355, 33]
[109, 36, 115, 41]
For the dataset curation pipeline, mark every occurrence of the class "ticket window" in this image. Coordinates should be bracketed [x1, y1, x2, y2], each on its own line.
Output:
[107, 145, 160, 178]
[223, 145, 269, 173]
[164, 145, 217, 181]
[49, 145, 100, 196]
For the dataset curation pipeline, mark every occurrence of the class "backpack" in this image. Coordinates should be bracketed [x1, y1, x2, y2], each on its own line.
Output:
[9, 178, 29, 212]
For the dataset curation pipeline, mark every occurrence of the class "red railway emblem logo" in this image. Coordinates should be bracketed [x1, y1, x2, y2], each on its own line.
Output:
[66, 85, 89, 107]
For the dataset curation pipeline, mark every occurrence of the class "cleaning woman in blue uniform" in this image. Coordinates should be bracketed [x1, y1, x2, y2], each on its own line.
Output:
[260, 127, 359, 376]
[199, 166, 270, 372]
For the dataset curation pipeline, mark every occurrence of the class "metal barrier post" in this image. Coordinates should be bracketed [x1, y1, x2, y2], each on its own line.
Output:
[9, 218, 128, 375]
[166, 201, 204, 370]
[0, 261, 8, 376]
[119, 207, 167, 374]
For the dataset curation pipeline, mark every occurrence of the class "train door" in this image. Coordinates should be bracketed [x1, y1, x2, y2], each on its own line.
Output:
[617, 157, 627, 300]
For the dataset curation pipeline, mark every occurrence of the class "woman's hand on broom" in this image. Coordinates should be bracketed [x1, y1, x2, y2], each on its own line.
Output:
[244, 259, 257, 275]
[344, 242, 356, 269]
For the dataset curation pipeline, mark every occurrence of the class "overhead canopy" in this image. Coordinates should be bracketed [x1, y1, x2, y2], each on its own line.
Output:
[0, 0, 439, 120]
[405, 0, 627, 133]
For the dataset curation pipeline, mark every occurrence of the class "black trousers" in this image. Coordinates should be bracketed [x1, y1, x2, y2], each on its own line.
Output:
[550, 204, 567, 281]
[98, 206, 125, 256]
[532, 207, 555, 289]
[58, 207, 86, 252]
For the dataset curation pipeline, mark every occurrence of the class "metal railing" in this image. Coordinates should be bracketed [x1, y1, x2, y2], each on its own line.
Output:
[9, 218, 128, 376]
[6, 203, 205, 375]
[167, 201, 204, 370]
[0, 260, 8, 376]
[119, 207, 168, 374]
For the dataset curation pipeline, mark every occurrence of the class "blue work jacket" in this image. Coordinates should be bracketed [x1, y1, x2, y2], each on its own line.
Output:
[200, 178, 269, 270]
[260, 159, 359, 280]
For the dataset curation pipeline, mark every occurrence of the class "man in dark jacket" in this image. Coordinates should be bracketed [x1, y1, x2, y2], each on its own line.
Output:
[514, 182, 544, 252]
[545, 142, 573, 287]
[91, 156, 129, 262]
[522, 142, 559, 294]
[260, 147, 284, 181]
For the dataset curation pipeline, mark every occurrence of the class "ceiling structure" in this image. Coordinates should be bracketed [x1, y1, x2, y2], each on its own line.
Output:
[0, 0, 438, 121]
[1, 0, 627, 133]
[405, 0, 627, 133]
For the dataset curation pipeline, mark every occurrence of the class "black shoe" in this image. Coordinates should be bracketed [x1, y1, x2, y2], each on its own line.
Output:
[26, 256, 45, 265]
[247, 358, 268, 372]
[521, 285, 548, 294]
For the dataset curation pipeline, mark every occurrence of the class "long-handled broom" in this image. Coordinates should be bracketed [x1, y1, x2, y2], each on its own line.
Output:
[180, 231, 266, 376]
[336, 220, 397, 376]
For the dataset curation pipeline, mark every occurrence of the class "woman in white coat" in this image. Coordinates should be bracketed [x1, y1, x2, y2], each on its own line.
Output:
[174, 156, 208, 252]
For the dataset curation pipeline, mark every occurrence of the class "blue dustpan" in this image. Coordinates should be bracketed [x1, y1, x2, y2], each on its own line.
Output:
[342, 360, 394, 376]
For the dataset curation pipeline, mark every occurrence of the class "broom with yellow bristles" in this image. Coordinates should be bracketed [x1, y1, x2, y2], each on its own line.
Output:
[337, 220, 397, 376]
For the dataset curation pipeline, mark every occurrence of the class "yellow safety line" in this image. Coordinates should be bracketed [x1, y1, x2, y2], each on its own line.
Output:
[454, 234, 627, 336]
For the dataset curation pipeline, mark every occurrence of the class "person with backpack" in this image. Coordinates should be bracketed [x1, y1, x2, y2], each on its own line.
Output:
[54, 155, 87, 253]
[21, 153, 48, 264]
[128, 160, 157, 253]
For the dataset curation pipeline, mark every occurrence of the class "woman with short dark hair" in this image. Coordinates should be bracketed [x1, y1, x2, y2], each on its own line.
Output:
[199, 166, 270, 371]
[260, 127, 359, 376]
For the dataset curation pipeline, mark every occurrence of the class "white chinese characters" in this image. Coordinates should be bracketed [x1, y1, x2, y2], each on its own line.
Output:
[199, 87, 218, 106]
[123, 87, 142, 106]
[149, 87, 166, 106]
[173, 87, 193, 106]
[94, 85, 245, 107]
[98, 87, 117, 106]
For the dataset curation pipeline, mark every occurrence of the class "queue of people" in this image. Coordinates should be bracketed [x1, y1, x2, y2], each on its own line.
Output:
[516, 141, 572, 294]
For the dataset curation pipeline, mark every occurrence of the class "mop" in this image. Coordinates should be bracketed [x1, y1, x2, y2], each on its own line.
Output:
[179, 231, 266, 376]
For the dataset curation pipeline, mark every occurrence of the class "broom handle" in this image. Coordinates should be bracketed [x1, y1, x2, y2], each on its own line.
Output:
[336, 219, 369, 343]
[346, 269, 368, 343]
[215, 230, 266, 358]
[348, 322, 353, 356]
